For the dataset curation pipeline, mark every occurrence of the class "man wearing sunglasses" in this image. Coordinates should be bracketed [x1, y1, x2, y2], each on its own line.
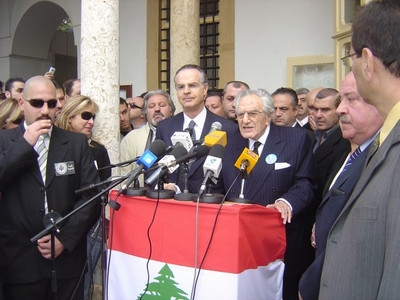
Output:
[126, 96, 146, 129]
[0, 76, 101, 299]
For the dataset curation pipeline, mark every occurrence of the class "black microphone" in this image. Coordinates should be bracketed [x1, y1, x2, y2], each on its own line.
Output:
[117, 139, 167, 196]
[144, 146, 188, 187]
[165, 144, 210, 169]
[198, 144, 226, 198]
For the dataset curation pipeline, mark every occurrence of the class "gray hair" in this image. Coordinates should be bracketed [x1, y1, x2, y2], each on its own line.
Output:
[142, 89, 176, 116]
[235, 88, 274, 116]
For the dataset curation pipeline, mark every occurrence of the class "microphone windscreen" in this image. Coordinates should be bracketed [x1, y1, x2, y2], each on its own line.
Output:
[194, 145, 211, 158]
[211, 121, 222, 131]
[170, 145, 188, 159]
[208, 144, 226, 159]
[148, 139, 167, 157]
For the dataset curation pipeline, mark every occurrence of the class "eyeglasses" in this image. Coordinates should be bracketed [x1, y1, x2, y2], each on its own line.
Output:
[23, 97, 58, 108]
[128, 103, 142, 110]
[341, 49, 358, 67]
[236, 110, 265, 120]
[81, 111, 96, 121]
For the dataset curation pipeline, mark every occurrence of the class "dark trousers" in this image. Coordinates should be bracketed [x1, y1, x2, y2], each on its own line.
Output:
[3, 277, 83, 300]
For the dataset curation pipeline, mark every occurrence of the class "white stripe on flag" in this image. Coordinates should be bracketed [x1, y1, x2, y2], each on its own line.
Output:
[108, 250, 284, 300]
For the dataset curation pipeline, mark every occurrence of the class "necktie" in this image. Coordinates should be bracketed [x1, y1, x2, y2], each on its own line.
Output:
[145, 129, 154, 150]
[320, 131, 327, 145]
[253, 141, 262, 155]
[342, 147, 361, 172]
[188, 120, 196, 141]
[35, 133, 49, 213]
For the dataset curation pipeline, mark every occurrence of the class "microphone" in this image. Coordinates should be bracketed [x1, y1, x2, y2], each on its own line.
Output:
[166, 144, 210, 169]
[198, 144, 226, 197]
[233, 147, 259, 174]
[170, 128, 194, 152]
[117, 139, 167, 195]
[144, 146, 188, 187]
[196, 122, 226, 147]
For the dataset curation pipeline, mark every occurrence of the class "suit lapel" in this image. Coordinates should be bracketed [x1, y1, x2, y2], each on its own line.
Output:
[13, 125, 44, 185]
[338, 123, 400, 218]
[46, 127, 70, 187]
[319, 148, 368, 209]
[245, 125, 284, 199]
[313, 127, 342, 162]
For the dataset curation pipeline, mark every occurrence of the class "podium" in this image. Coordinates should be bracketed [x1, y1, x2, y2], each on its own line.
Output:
[108, 191, 286, 300]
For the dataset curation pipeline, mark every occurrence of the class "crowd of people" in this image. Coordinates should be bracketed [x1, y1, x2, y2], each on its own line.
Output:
[1, 1, 399, 299]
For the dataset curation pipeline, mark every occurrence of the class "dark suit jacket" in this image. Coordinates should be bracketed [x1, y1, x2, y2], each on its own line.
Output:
[295, 122, 315, 143]
[222, 124, 317, 275]
[155, 110, 238, 194]
[313, 126, 350, 202]
[319, 122, 400, 299]
[0, 125, 101, 284]
[299, 144, 370, 300]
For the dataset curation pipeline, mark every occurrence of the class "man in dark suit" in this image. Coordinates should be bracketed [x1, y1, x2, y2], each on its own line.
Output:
[312, 88, 350, 202]
[156, 64, 238, 194]
[295, 88, 311, 130]
[0, 76, 101, 299]
[272, 87, 314, 142]
[298, 72, 384, 300]
[222, 88, 316, 300]
[319, 2, 400, 299]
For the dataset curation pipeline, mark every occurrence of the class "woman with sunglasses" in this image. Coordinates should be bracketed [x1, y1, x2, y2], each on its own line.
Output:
[0, 97, 24, 129]
[55, 95, 111, 299]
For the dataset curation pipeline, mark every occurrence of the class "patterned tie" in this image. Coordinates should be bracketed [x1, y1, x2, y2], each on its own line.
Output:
[188, 120, 196, 141]
[342, 147, 361, 172]
[252, 141, 262, 155]
[35, 133, 49, 213]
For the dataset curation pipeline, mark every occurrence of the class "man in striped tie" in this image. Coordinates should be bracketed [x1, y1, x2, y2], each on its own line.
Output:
[299, 71, 384, 300]
[0, 75, 101, 300]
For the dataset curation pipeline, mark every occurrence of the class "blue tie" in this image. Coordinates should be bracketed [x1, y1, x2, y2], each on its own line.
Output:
[342, 147, 361, 172]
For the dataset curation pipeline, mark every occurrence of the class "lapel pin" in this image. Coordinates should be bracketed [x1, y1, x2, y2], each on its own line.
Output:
[265, 154, 277, 164]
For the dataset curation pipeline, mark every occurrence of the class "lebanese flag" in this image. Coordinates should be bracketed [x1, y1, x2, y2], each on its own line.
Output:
[108, 192, 286, 299]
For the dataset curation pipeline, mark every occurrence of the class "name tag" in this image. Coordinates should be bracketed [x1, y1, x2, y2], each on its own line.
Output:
[54, 161, 76, 176]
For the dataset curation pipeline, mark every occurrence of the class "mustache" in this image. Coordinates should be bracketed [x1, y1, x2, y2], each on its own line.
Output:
[340, 115, 350, 123]
[36, 115, 52, 121]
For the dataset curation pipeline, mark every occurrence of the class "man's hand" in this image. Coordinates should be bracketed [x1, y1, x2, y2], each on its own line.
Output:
[37, 234, 66, 259]
[267, 200, 292, 224]
[23, 119, 52, 146]
[311, 223, 316, 248]
[309, 115, 317, 131]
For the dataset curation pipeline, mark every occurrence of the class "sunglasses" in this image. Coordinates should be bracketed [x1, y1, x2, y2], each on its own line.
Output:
[23, 98, 58, 108]
[128, 103, 142, 110]
[81, 111, 96, 121]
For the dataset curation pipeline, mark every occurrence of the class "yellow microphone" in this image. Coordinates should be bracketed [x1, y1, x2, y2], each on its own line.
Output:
[234, 147, 259, 174]
[203, 130, 227, 147]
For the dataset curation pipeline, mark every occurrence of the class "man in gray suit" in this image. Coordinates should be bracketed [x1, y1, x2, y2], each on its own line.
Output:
[319, 1, 400, 299]
[298, 72, 383, 300]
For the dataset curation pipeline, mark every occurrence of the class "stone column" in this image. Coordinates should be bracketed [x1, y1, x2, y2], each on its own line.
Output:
[81, 0, 120, 169]
[170, 0, 200, 113]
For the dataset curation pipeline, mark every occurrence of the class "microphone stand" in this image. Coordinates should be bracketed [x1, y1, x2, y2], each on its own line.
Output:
[228, 170, 252, 203]
[31, 175, 127, 300]
[146, 175, 175, 199]
[198, 176, 224, 204]
[174, 162, 195, 201]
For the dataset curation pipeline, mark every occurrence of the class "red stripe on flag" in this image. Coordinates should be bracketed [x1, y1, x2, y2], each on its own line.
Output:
[109, 191, 286, 274]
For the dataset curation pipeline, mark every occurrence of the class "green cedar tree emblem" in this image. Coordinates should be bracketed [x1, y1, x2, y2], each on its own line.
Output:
[137, 264, 189, 299]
